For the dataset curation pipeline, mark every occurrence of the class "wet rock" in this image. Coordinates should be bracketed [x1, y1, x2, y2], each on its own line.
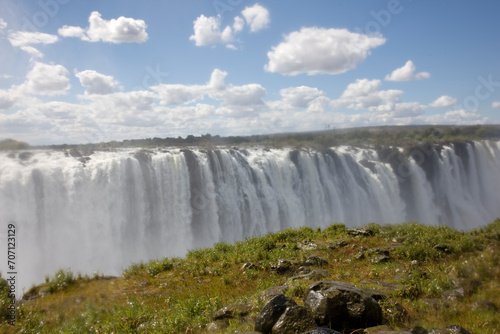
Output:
[214, 303, 252, 320]
[304, 281, 382, 331]
[428, 325, 471, 334]
[303, 255, 328, 267]
[271, 305, 317, 334]
[255, 294, 296, 334]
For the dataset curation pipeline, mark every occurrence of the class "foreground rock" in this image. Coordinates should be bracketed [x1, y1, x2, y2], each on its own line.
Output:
[304, 281, 382, 331]
[271, 305, 317, 334]
[255, 294, 296, 334]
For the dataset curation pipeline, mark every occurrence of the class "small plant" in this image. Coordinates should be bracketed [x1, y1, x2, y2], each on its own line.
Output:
[147, 258, 175, 277]
[48, 269, 75, 293]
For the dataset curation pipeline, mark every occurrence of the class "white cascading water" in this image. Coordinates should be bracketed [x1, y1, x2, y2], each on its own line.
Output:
[0, 141, 499, 294]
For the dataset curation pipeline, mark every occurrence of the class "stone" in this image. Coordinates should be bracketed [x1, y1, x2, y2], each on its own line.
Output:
[272, 259, 292, 274]
[441, 288, 464, 302]
[287, 269, 331, 284]
[433, 244, 450, 253]
[365, 325, 393, 333]
[359, 287, 387, 302]
[298, 240, 319, 250]
[410, 326, 429, 334]
[255, 294, 296, 334]
[303, 255, 328, 267]
[381, 302, 411, 324]
[213, 303, 253, 320]
[471, 300, 499, 312]
[304, 281, 382, 331]
[371, 254, 392, 264]
[346, 227, 373, 236]
[428, 325, 471, 334]
[303, 328, 341, 334]
[271, 305, 317, 334]
[206, 320, 228, 331]
[242, 262, 257, 270]
[259, 285, 289, 303]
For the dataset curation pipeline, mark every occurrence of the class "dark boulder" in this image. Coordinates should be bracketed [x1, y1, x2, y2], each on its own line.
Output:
[304, 281, 382, 331]
[271, 305, 317, 334]
[255, 294, 296, 334]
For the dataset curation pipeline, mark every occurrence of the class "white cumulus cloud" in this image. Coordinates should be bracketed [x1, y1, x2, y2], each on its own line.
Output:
[75, 70, 119, 95]
[492, 101, 500, 108]
[58, 11, 148, 43]
[190, 4, 270, 49]
[241, 4, 270, 32]
[385, 60, 430, 81]
[429, 95, 457, 108]
[265, 27, 386, 76]
[189, 14, 235, 47]
[7, 31, 58, 58]
[24, 62, 71, 96]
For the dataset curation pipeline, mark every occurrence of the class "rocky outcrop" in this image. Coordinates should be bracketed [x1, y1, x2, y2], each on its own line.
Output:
[303, 281, 383, 331]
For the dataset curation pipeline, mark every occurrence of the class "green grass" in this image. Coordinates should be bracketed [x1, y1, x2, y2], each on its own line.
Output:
[1, 220, 499, 333]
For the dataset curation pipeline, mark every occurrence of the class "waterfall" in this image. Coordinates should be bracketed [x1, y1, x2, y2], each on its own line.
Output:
[1, 141, 499, 293]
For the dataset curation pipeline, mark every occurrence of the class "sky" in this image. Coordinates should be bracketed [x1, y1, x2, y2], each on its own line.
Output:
[0, 0, 499, 145]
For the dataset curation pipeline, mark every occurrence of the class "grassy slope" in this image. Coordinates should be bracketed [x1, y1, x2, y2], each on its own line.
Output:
[1, 221, 499, 333]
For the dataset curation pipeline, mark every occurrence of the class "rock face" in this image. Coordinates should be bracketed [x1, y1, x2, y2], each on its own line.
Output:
[255, 294, 296, 334]
[304, 281, 382, 331]
[271, 305, 317, 334]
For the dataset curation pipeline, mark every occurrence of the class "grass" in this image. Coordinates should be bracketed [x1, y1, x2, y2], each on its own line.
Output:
[1, 220, 499, 333]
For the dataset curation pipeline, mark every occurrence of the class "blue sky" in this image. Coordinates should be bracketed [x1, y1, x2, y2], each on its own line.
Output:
[0, 0, 499, 145]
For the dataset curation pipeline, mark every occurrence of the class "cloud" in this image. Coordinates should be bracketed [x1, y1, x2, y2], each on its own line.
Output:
[385, 60, 430, 81]
[272, 86, 325, 109]
[75, 70, 119, 95]
[58, 11, 148, 43]
[265, 27, 386, 76]
[24, 62, 71, 96]
[7, 31, 58, 58]
[0, 18, 7, 30]
[153, 69, 266, 117]
[189, 14, 235, 47]
[241, 4, 270, 32]
[429, 95, 457, 108]
[492, 102, 500, 108]
[190, 4, 270, 49]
